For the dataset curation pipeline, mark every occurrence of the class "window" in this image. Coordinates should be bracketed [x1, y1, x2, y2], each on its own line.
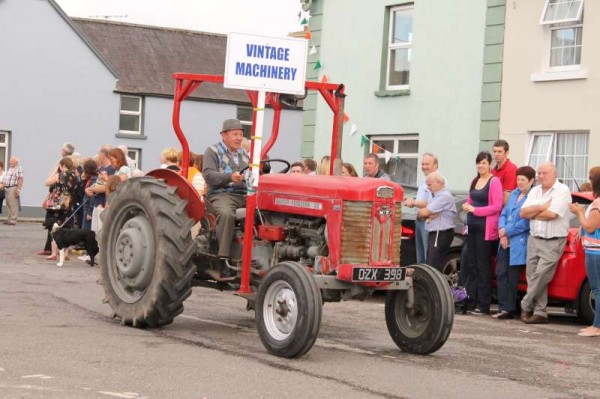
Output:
[541, 0, 584, 70]
[127, 148, 141, 170]
[119, 95, 143, 134]
[386, 5, 413, 90]
[527, 131, 589, 191]
[0, 131, 9, 168]
[237, 106, 253, 139]
[541, 0, 583, 25]
[369, 135, 419, 186]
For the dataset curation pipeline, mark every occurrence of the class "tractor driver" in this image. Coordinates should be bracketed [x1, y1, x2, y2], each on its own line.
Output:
[202, 119, 250, 264]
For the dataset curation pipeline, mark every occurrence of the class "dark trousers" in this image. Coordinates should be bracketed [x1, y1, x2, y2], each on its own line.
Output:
[496, 246, 523, 313]
[426, 229, 454, 273]
[209, 193, 246, 258]
[464, 223, 495, 312]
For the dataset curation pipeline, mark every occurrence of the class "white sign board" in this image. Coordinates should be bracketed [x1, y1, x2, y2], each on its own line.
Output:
[224, 33, 308, 95]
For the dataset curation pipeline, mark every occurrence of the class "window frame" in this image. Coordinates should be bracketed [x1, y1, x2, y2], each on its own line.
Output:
[119, 95, 143, 135]
[540, 0, 584, 25]
[237, 105, 253, 139]
[369, 134, 419, 186]
[0, 131, 9, 168]
[527, 131, 589, 190]
[385, 5, 413, 91]
[547, 23, 583, 71]
[127, 148, 141, 170]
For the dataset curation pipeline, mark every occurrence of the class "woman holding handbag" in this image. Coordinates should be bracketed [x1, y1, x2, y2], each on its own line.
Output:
[44, 157, 80, 261]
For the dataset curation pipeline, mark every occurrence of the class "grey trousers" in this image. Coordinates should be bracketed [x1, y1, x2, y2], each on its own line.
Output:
[5, 187, 19, 223]
[209, 192, 246, 258]
[415, 219, 428, 264]
[521, 236, 566, 318]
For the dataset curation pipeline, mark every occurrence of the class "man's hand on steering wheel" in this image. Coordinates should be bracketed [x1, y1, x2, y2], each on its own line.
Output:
[240, 159, 291, 175]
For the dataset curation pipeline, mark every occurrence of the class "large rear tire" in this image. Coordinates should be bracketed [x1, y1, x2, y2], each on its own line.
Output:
[100, 177, 196, 328]
[385, 264, 454, 355]
[256, 262, 322, 358]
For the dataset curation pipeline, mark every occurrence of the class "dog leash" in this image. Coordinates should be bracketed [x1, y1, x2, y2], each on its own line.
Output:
[57, 198, 89, 229]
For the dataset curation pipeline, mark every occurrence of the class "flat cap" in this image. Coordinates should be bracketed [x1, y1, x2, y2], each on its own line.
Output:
[221, 119, 243, 133]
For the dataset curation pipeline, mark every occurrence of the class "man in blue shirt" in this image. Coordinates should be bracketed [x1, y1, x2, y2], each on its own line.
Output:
[417, 171, 457, 273]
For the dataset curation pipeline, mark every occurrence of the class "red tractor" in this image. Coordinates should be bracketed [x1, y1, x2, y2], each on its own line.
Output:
[99, 74, 454, 358]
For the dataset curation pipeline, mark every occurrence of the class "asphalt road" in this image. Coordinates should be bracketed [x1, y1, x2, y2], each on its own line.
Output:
[1, 222, 599, 399]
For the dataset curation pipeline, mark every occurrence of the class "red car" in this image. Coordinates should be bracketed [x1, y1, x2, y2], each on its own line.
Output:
[401, 191, 595, 324]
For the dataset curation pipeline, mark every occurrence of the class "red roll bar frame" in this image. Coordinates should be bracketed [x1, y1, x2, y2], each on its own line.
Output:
[171, 73, 346, 294]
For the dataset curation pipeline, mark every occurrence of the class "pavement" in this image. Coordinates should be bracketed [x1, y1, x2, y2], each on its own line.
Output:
[1, 222, 599, 399]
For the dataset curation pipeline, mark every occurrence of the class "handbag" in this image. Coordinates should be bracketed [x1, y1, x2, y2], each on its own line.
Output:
[43, 190, 71, 210]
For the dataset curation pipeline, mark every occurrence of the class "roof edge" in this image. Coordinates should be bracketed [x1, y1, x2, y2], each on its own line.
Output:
[47, 0, 118, 78]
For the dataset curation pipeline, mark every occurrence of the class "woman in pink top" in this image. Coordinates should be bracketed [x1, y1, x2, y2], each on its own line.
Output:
[461, 151, 503, 315]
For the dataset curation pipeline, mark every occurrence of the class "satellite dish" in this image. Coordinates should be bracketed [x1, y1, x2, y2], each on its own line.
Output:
[301, 0, 312, 12]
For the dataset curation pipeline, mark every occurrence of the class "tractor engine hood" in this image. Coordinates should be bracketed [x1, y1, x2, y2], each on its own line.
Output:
[257, 174, 404, 202]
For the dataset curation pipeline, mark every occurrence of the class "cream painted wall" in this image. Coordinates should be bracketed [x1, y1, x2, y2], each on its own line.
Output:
[500, 0, 600, 170]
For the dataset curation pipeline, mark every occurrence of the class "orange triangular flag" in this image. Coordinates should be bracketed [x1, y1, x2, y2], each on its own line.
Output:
[305, 30, 312, 40]
[343, 113, 350, 123]
[320, 74, 328, 83]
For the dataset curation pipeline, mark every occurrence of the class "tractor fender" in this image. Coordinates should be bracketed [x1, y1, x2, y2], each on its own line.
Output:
[145, 168, 205, 223]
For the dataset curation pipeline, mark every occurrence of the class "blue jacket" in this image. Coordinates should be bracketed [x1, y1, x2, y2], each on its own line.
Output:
[498, 188, 530, 266]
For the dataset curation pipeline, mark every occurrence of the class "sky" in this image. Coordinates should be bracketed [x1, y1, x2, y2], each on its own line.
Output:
[55, 0, 305, 37]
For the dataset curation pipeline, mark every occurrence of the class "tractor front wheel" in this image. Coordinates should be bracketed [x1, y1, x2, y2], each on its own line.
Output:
[385, 264, 454, 355]
[256, 262, 322, 358]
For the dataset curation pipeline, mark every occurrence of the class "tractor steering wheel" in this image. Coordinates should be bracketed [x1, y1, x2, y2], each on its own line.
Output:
[240, 159, 291, 175]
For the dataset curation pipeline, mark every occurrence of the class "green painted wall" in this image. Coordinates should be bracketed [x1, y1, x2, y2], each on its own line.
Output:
[304, 0, 488, 190]
[479, 0, 506, 149]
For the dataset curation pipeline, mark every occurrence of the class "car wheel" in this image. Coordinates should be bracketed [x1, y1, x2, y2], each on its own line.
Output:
[442, 252, 461, 288]
[578, 280, 596, 325]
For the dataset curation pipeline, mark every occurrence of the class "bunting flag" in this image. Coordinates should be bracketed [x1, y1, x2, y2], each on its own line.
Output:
[360, 136, 369, 147]
[309, 45, 317, 55]
[301, 18, 308, 25]
[320, 74, 328, 83]
[350, 123, 358, 136]
[343, 113, 349, 123]
[385, 151, 392, 164]
[313, 60, 322, 70]
[305, 30, 312, 40]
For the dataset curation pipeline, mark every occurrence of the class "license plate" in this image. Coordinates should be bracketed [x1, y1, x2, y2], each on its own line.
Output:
[351, 267, 406, 282]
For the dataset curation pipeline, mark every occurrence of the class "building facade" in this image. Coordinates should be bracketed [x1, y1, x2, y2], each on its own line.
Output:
[303, 0, 489, 190]
[499, 0, 598, 190]
[0, 0, 302, 217]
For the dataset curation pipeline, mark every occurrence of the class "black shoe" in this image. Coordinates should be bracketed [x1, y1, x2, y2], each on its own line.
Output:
[492, 310, 513, 320]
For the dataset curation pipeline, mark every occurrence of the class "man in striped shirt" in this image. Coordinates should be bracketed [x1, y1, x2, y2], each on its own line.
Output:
[0, 157, 24, 225]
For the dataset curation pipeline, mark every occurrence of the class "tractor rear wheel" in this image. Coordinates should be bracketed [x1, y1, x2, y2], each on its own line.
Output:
[256, 262, 322, 358]
[100, 177, 196, 328]
[385, 264, 454, 355]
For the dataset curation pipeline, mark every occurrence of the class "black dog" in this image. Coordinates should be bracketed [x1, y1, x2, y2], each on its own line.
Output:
[51, 223, 99, 267]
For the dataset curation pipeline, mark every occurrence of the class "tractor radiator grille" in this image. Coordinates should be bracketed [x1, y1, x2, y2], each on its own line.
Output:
[340, 201, 402, 265]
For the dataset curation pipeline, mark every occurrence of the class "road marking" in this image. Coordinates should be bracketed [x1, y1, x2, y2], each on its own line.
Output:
[21, 375, 52, 380]
[98, 391, 146, 398]
[180, 314, 254, 332]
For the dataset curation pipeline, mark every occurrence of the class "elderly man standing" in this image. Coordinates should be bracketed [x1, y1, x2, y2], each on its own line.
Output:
[363, 153, 391, 180]
[0, 157, 24, 225]
[405, 153, 439, 263]
[519, 162, 571, 324]
[203, 119, 249, 262]
[417, 172, 456, 272]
